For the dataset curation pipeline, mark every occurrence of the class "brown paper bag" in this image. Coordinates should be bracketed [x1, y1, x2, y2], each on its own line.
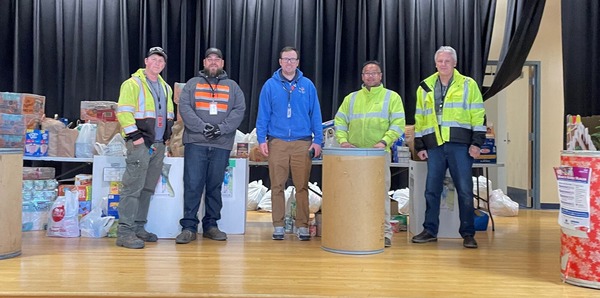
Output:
[95, 121, 121, 144]
[57, 129, 79, 157]
[41, 118, 66, 157]
[169, 121, 185, 157]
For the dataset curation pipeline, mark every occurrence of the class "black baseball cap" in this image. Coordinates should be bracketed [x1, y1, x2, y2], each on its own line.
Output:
[205, 47, 223, 58]
[147, 46, 167, 60]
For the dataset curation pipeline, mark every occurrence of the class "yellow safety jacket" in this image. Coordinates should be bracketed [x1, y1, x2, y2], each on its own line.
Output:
[334, 84, 405, 152]
[414, 69, 486, 152]
[116, 68, 175, 147]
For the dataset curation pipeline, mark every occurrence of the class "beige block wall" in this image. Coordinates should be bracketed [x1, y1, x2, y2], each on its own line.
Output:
[488, 1, 563, 205]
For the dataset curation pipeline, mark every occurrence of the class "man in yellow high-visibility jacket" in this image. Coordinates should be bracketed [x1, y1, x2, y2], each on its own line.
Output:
[115, 46, 175, 249]
[335, 60, 406, 248]
[411, 46, 486, 249]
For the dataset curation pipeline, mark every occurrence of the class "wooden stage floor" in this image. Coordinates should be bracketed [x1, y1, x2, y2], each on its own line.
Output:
[0, 210, 597, 297]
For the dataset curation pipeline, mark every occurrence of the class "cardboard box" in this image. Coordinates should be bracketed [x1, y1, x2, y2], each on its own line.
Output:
[0, 134, 25, 149]
[79, 201, 92, 217]
[80, 101, 118, 122]
[58, 184, 77, 196]
[0, 92, 45, 116]
[24, 129, 49, 156]
[0, 113, 25, 135]
[107, 194, 120, 219]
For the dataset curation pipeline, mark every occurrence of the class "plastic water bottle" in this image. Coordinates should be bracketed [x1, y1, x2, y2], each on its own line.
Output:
[284, 215, 293, 234]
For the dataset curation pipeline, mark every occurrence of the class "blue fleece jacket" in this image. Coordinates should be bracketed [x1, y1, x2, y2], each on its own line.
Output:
[256, 69, 323, 145]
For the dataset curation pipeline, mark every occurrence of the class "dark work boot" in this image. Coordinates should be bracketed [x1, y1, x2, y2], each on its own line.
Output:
[135, 226, 158, 242]
[116, 233, 145, 249]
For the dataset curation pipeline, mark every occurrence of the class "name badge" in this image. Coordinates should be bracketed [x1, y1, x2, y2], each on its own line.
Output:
[209, 102, 218, 115]
[157, 116, 164, 128]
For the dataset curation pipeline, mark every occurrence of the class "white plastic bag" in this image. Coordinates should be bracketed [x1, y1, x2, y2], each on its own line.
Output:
[75, 122, 97, 158]
[308, 182, 323, 214]
[47, 190, 80, 237]
[257, 190, 272, 212]
[489, 189, 519, 216]
[472, 176, 492, 208]
[392, 188, 410, 215]
[247, 180, 268, 210]
[80, 209, 115, 238]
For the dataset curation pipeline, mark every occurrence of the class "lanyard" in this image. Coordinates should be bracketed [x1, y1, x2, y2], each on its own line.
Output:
[282, 81, 297, 118]
[147, 79, 164, 110]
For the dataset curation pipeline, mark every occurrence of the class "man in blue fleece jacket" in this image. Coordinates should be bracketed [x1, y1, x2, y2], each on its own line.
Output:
[256, 46, 323, 241]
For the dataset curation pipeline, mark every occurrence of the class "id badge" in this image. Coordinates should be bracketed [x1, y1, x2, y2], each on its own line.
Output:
[209, 102, 218, 115]
[157, 116, 164, 128]
[287, 107, 292, 118]
[437, 115, 442, 124]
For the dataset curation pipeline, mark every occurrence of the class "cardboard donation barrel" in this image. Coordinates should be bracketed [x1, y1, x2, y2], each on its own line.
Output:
[321, 148, 386, 255]
[0, 149, 23, 260]
[559, 151, 600, 288]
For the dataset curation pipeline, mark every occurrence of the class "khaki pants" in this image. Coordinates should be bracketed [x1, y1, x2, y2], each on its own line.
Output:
[268, 139, 312, 228]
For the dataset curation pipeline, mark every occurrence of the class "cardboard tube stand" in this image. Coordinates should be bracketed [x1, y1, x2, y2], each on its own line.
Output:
[321, 148, 386, 255]
[0, 149, 23, 260]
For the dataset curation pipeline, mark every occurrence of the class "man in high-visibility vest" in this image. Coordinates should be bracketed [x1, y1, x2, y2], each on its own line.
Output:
[334, 60, 406, 248]
[411, 46, 486, 249]
[116, 46, 175, 249]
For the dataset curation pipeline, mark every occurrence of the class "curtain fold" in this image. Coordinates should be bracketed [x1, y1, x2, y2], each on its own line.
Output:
[0, 0, 495, 130]
[562, 0, 600, 116]
[482, 0, 545, 101]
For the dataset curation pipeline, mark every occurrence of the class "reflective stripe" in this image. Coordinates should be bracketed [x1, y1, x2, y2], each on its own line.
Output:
[441, 121, 472, 130]
[462, 79, 470, 110]
[389, 125, 403, 134]
[117, 105, 135, 113]
[474, 125, 487, 132]
[469, 102, 485, 109]
[335, 124, 348, 131]
[347, 90, 392, 121]
[133, 111, 157, 118]
[132, 77, 147, 116]
[122, 124, 137, 134]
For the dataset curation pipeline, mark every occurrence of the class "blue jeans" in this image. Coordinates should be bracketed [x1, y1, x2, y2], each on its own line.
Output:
[423, 142, 475, 237]
[180, 144, 231, 232]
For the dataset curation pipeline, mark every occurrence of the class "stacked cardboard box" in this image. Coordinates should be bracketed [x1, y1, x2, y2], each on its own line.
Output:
[476, 126, 497, 163]
[0, 92, 46, 149]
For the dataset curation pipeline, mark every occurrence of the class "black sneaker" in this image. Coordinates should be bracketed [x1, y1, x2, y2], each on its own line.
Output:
[203, 226, 227, 241]
[411, 230, 438, 243]
[463, 235, 478, 248]
[384, 237, 392, 248]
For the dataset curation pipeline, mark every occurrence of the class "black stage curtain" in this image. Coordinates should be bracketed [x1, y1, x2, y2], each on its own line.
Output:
[0, 0, 496, 130]
[482, 0, 545, 100]
[562, 1, 600, 117]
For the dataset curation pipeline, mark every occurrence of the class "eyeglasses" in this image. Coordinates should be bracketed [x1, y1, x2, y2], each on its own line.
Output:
[206, 58, 222, 63]
[362, 72, 381, 77]
[280, 58, 299, 63]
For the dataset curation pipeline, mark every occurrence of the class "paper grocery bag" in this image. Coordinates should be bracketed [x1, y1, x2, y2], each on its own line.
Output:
[57, 128, 79, 157]
[95, 121, 121, 145]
